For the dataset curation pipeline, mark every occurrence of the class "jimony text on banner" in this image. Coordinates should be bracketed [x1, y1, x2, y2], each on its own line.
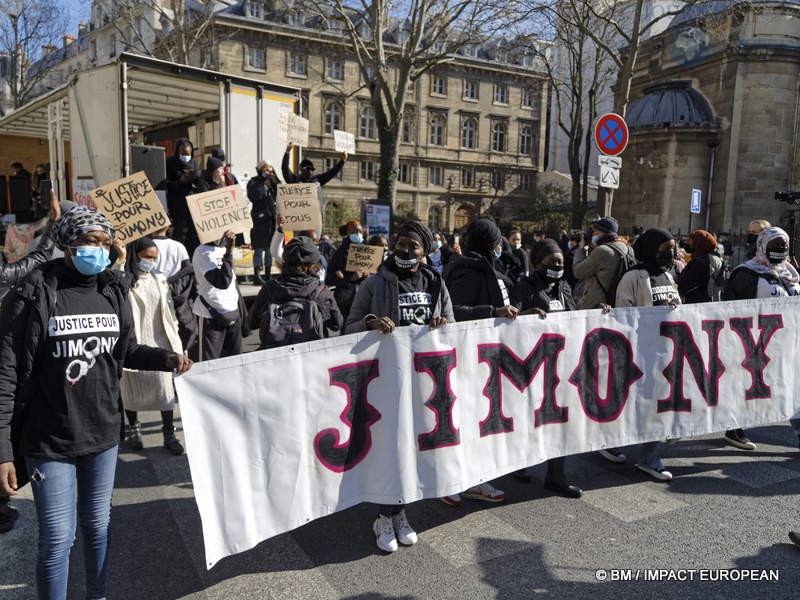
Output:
[174, 297, 800, 568]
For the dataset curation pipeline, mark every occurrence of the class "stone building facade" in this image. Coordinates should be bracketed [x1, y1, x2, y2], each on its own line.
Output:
[615, 0, 800, 239]
[212, 1, 548, 234]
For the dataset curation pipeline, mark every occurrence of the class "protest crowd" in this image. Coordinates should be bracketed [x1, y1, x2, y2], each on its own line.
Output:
[2, 141, 800, 598]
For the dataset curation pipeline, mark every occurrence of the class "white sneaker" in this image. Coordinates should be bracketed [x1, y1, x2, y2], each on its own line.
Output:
[462, 482, 506, 502]
[441, 494, 461, 506]
[373, 515, 398, 552]
[392, 510, 418, 546]
[636, 464, 673, 481]
[598, 448, 627, 463]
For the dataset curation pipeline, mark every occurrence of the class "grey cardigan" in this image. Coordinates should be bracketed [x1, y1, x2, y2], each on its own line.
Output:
[344, 262, 455, 333]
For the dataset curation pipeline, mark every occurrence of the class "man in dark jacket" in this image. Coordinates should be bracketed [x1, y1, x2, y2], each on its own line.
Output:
[281, 142, 347, 230]
[165, 139, 201, 255]
[247, 160, 280, 284]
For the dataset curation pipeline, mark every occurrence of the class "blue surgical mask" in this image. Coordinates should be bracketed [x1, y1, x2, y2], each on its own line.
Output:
[350, 233, 364, 244]
[432, 241, 442, 251]
[493, 248, 502, 260]
[178, 154, 191, 164]
[591, 235, 600, 246]
[138, 259, 157, 273]
[70, 246, 110, 276]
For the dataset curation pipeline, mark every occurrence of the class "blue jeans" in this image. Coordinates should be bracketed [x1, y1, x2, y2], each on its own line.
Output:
[26, 445, 118, 600]
[638, 441, 663, 470]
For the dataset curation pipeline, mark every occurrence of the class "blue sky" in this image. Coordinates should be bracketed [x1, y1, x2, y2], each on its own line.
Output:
[63, 0, 91, 35]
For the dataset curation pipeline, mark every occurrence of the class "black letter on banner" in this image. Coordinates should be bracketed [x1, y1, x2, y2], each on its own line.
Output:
[313, 360, 381, 472]
[729, 314, 783, 400]
[415, 350, 460, 450]
[478, 336, 568, 435]
[569, 328, 643, 422]
[658, 320, 725, 412]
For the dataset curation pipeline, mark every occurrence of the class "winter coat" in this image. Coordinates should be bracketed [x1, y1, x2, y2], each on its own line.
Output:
[615, 269, 681, 308]
[247, 175, 278, 249]
[166, 258, 198, 351]
[572, 240, 634, 309]
[344, 263, 454, 333]
[443, 251, 516, 322]
[248, 273, 342, 335]
[0, 261, 175, 464]
[678, 252, 725, 304]
[512, 272, 576, 314]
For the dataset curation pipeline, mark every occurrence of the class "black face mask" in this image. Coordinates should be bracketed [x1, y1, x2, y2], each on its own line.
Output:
[768, 249, 789, 264]
[655, 250, 674, 268]
[538, 267, 564, 283]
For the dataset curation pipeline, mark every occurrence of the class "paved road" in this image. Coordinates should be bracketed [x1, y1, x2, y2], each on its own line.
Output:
[2, 416, 799, 599]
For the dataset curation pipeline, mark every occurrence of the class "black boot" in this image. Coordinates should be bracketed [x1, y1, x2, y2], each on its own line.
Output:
[543, 457, 582, 498]
[252, 264, 264, 285]
[125, 422, 143, 451]
[162, 426, 184, 455]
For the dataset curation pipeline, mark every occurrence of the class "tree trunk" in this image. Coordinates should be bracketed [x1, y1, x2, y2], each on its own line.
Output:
[377, 126, 400, 204]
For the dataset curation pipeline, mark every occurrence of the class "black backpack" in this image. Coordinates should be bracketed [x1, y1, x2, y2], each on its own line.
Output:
[259, 280, 325, 349]
[596, 243, 637, 306]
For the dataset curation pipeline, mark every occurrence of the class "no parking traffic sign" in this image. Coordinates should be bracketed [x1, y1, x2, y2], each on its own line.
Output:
[594, 113, 629, 157]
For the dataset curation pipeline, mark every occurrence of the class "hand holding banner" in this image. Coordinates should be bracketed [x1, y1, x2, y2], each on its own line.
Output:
[345, 243, 383, 273]
[186, 185, 252, 244]
[90, 171, 170, 243]
[334, 130, 356, 154]
[277, 183, 322, 232]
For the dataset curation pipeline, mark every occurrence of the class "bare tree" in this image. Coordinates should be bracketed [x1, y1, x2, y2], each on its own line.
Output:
[107, 0, 216, 67]
[303, 0, 513, 204]
[0, 0, 69, 109]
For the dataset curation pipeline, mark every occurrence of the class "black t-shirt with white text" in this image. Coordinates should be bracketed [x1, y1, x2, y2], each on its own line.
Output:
[649, 272, 679, 306]
[396, 268, 433, 326]
[21, 266, 122, 459]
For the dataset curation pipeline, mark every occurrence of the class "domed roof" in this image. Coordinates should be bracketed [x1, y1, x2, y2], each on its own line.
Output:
[626, 81, 717, 130]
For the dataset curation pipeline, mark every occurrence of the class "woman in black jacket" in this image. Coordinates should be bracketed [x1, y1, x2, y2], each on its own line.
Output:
[0, 207, 192, 599]
[441, 217, 518, 507]
[511, 239, 582, 498]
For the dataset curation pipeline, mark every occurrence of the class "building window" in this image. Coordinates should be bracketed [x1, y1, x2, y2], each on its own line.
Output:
[360, 161, 375, 180]
[429, 166, 443, 186]
[519, 125, 533, 155]
[401, 115, 411, 143]
[246, 1, 266, 18]
[109, 33, 117, 58]
[248, 47, 266, 70]
[324, 158, 343, 181]
[494, 83, 508, 104]
[324, 102, 342, 134]
[491, 122, 507, 152]
[398, 163, 410, 184]
[522, 89, 534, 108]
[360, 107, 376, 139]
[461, 117, 477, 149]
[462, 44, 476, 57]
[520, 173, 532, 192]
[491, 170, 505, 190]
[289, 53, 306, 76]
[461, 166, 475, 188]
[429, 207, 442, 231]
[464, 80, 478, 100]
[431, 75, 447, 96]
[327, 59, 343, 81]
[429, 115, 446, 146]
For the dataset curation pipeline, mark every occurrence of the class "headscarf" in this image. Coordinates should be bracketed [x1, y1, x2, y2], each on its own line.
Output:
[396, 220, 434, 255]
[531, 238, 562, 266]
[56, 206, 115, 250]
[463, 218, 502, 254]
[688, 230, 717, 256]
[125, 236, 158, 286]
[737, 227, 799, 286]
[632, 228, 673, 276]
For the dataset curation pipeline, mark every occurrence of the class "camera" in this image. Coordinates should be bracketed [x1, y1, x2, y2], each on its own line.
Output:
[775, 191, 800, 203]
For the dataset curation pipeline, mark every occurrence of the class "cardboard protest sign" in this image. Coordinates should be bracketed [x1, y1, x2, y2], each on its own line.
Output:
[345, 243, 383, 273]
[279, 111, 310, 146]
[276, 183, 322, 232]
[186, 185, 252, 244]
[333, 130, 356, 154]
[90, 172, 170, 243]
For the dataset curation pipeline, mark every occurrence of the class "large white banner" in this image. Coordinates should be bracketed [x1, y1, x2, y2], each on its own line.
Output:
[175, 297, 800, 568]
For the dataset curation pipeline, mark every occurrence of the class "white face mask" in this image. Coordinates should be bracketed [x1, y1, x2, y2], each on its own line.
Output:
[511, 242, 522, 250]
